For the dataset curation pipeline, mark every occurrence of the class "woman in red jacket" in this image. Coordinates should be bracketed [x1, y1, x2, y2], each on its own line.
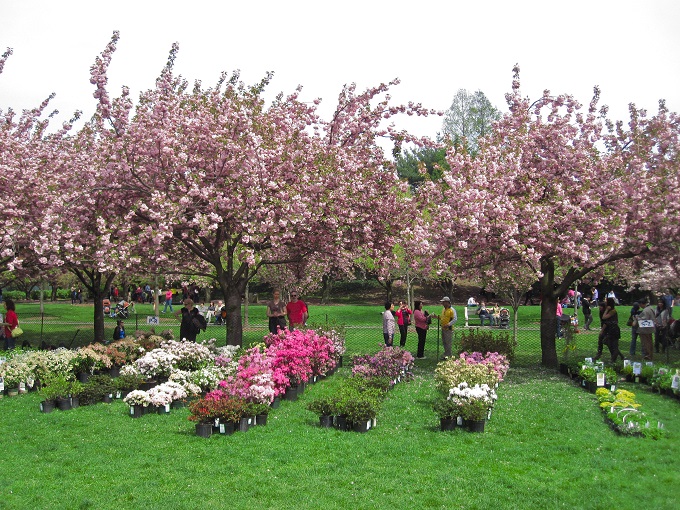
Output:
[2, 299, 19, 350]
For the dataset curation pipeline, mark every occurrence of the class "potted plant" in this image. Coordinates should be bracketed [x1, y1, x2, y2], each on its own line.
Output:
[188, 397, 218, 437]
[39, 374, 70, 413]
[214, 397, 247, 434]
[579, 367, 598, 392]
[79, 374, 116, 405]
[248, 402, 270, 426]
[306, 395, 337, 428]
[433, 396, 462, 431]
[69, 380, 84, 408]
[461, 400, 490, 432]
[343, 389, 381, 433]
[123, 390, 152, 418]
[114, 372, 144, 399]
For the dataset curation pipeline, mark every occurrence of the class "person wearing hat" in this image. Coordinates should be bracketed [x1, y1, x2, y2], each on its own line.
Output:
[637, 297, 657, 361]
[437, 297, 457, 358]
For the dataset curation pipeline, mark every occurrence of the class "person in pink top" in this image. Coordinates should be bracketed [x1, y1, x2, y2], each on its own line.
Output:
[286, 291, 308, 331]
[395, 301, 412, 348]
[412, 300, 430, 359]
[162, 289, 174, 313]
[2, 299, 19, 350]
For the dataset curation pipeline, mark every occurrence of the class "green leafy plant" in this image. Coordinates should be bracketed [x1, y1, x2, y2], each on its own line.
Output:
[432, 396, 462, 419]
[305, 395, 337, 417]
[39, 374, 71, 401]
[458, 329, 516, 360]
[460, 398, 489, 421]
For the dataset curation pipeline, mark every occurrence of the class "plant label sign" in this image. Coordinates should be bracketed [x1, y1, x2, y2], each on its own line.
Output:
[0, 377, 4, 392]
[623, 360, 631, 368]
[585, 357, 593, 364]
[596, 373, 605, 387]
[646, 362, 654, 367]
[633, 362, 642, 375]
[146, 316, 160, 325]
[672, 376, 680, 390]
[658, 368, 668, 375]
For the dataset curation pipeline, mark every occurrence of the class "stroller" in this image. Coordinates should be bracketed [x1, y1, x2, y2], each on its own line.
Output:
[111, 300, 131, 320]
[498, 308, 510, 329]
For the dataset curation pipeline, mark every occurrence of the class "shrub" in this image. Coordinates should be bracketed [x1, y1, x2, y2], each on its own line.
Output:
[306, 395, 338, 417]
[458, 329, 516, 360]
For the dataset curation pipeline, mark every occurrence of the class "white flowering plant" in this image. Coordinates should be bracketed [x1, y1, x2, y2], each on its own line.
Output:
[448, 382, 497, 421]
[123, 390, 152, 407]
[135, 349, 178, 378]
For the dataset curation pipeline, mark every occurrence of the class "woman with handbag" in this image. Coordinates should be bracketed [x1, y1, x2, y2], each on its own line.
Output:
[412, 301, 429, 359]
[2, 299, 19, 350]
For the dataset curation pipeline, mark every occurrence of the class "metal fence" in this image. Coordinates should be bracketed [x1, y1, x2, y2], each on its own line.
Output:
[11, 311, 680, 368]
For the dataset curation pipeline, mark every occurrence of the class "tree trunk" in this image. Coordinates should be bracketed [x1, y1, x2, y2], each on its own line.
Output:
[320, 273, 332, 305]
[224, 287, 244, 346]
[92, 285, 106, 343]
[539, 259, 559, 367]
[215, 272, 247, 347]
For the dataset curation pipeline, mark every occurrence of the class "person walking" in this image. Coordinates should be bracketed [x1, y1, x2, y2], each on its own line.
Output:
[175, 299, 200, 342]
[438, 297, 456, 359]
[286, 291, 308, 331]
[582, 296, 593, 331]
[382, 301, 395, 347]
[413, 300, 429, 359]
[600, 297, 624, 363]
[2, 299, 19, 350]
[628, 302, 642, 356]
[654, 298, 670, 354]
[162, 288, 174, 313]
[395, 301, 412, 348]
[266, 289, 287, 334]
[637, 297, 657, 361]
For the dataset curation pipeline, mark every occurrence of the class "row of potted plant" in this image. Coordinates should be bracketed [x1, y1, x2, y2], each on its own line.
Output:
[38, 372, 146, 412]
[305, 346, 414, 432]
[432, 351, 509, 433]
[186, 328, 344, 437]
[595, 387, 666, 439]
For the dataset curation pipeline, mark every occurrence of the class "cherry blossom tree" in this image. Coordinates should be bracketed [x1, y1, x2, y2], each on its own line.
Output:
[417, 65, 680, 367]
[85, 33, 435, 346]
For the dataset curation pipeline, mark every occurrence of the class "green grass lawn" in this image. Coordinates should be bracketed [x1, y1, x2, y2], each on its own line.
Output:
[0, 364, 677, 509]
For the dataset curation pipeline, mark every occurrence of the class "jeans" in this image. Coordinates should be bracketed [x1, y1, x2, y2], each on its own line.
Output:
[415, 327, 427, 357]
[479, 313, 491, 326]
[162, 299, 173, 313]
[3, 335, 15, 350]
[383, 332, 393, 346]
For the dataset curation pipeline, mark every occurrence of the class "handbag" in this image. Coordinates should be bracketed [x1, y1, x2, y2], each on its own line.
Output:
[11, 326, 23, 338]
[626, 317, 634, 327]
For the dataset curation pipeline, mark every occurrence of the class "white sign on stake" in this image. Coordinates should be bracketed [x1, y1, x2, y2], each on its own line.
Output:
[672, 376, 680, 390]
[633, 362, 642, 376]
[596, 373, 605, 387]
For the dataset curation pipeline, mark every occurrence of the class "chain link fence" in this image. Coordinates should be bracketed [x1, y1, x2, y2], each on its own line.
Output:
[12, 310, 680, 368]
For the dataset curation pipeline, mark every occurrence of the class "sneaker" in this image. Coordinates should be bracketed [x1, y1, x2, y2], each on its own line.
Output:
[417, 356, 426, 360]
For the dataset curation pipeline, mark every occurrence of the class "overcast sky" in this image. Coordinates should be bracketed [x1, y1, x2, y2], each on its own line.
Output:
[1, 0, 678, 140]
